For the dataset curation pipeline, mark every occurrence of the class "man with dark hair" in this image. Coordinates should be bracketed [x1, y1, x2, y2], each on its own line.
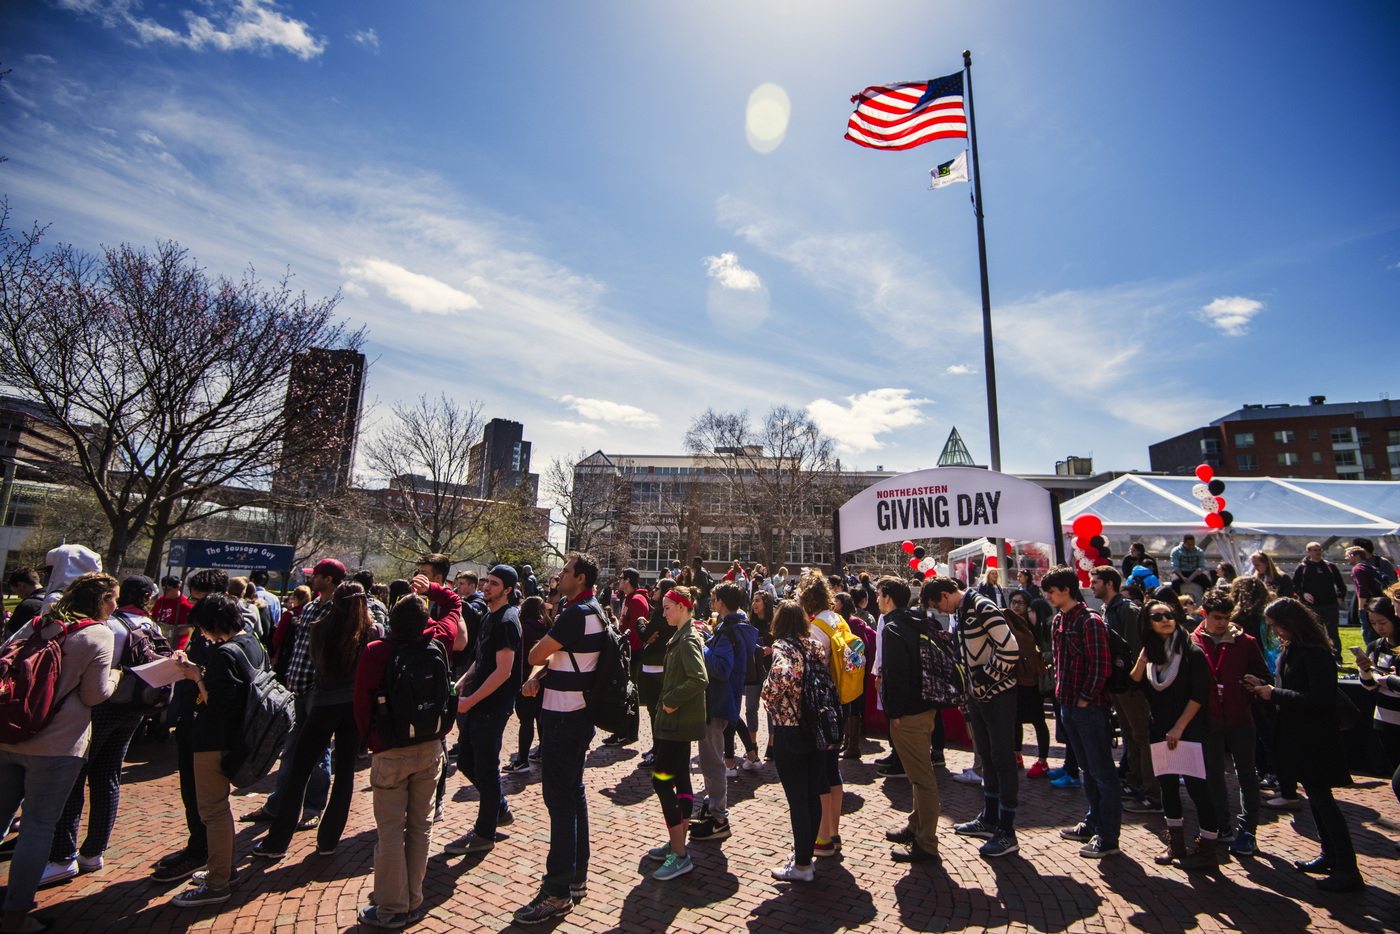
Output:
[352, 569, 389, 630]
[1293, 543, 1347, 663]
[1090, 566, 1157, 813]
[1044, 566, 1120, 858]
[242, 560, 344, 830]
[419, 553, 452, 581]
[1169, 534, 1211, 596]
[5, 567, 43, 638]
[452, 570, 488, 651]
[1347, 538, 1396, 643]
[601, 568, 647, 747]
[877, 576, 941, 864]
[924, 576, 1021, 858]
[444, 565, 523, 856]
[692, 556, 714, 618]
[249, 569, 282, 625]
[514, 552, 602, 924]
[521, 565, 541, 598]
[151, 575, 195, 651]
[690, 582, 757, 843]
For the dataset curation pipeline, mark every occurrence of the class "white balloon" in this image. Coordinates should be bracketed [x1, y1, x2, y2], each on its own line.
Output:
[1192, 483, 1209, 498]
[1077, 557, 1094, 571]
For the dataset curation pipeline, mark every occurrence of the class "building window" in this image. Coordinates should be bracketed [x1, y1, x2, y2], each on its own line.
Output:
[1277, 452, 1298, 466]
[1237, 454, 1258, 470]
[1309, 429, 1319, 443]
[511, 442, 522, 472]
[1234, 432, 1255, 449]
[1390, 450, 1400, 471]
[1330, 427, 1356, 445]
[1312, 451, 1323, 464]
[1334, 450, 1359, 467]
[1362, 452, 1375, 469]
[1274, 430, 1294, 444]
[1200, 438, 1221, 455]
[1389, 428, 1400, 446]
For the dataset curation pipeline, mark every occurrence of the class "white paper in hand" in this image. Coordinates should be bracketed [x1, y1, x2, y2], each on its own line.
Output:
[131, 657, 184, 688]
[1151, 740, 1206, 779]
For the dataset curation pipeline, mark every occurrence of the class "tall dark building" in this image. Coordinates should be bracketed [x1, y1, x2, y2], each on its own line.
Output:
[277, 348, 366, 494]
[468, 418, 539, 500]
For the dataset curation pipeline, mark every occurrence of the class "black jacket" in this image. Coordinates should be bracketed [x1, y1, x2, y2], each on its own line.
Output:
[1292, 560, 1346, 607]
[881, 607, 935, 720]
[1271, 642, 1352, 788]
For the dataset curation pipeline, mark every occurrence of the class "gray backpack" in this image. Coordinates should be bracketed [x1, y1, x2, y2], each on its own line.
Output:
[221, 642, 297, 789]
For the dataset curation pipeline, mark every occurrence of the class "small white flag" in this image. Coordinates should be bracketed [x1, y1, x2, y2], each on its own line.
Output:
[927, 150, 969, 190]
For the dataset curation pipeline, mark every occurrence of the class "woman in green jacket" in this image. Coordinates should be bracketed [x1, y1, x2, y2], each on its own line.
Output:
[645, 585, 708, 882]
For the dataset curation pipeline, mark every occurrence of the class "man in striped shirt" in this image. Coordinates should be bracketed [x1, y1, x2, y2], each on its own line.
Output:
[513, 552, 604, 925]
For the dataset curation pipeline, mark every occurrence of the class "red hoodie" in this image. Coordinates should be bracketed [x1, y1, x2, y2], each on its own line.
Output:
[1191, 624, 1272, 727]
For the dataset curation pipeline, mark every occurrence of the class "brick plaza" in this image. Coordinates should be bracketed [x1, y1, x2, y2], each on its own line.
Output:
[13, 719, 1399, 934]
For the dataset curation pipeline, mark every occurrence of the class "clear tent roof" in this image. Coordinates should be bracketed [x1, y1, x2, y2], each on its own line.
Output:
[1059, 475, 1400, 537]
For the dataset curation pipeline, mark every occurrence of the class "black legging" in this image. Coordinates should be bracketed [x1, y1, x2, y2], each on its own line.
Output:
[1159, 770, 1218, 833]
[650, 738, 694, 828]
[723, 719, 757, 759]
[262, 700, 361, 853]
[516, 691, 541, 761]
[1019, 718, 1050, 761]
[1300, 779, 1358, 872]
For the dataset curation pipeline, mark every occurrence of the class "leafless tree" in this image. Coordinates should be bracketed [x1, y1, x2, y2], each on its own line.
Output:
[543, 449, 626, 567]
[684, 405, 842, 570]
[0, 211, 357, 572]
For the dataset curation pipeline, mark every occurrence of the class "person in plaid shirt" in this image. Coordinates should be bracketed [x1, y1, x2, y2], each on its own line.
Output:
[1044, 565, 1121, 859]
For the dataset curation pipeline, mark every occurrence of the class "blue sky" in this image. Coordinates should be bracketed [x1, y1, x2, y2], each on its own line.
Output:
[2, 0, 1397, 487]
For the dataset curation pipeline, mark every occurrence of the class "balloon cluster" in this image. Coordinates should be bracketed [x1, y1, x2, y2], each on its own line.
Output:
[901, 540, 939, 578]
[1069, 514, 1112, 587]
[1191, 464, 1233, 530]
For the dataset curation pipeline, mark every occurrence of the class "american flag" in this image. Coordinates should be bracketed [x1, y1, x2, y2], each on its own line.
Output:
[845, 71, 967, 151]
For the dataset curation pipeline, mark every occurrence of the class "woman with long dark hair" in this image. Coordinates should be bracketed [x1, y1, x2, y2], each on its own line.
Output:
[504, 596, 550, 774]
[1357, 591, 1400, 845]
[1130, 599, 1219, 869]
[254, 582, 377, 861]
[760, 600, 829, 882]
[1006, 590, 1050, 776]
[1245, 597, 1363, 892]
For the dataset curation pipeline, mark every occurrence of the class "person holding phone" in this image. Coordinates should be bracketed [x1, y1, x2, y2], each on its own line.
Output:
[1130, 600, 1220, 869]
[1357, 591, 1400, 853]
[1243, 598, 1363, 892]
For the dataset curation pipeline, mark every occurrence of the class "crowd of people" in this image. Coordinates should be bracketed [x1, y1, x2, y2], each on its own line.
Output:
[0, 536, 1395, 931]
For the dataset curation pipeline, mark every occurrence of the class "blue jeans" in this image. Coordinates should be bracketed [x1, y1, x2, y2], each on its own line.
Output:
[0, 751, 85, 912]
[539, 709, 593, 898]
[457, 701, 515, 837]
[1062, 703, 1122, 847]
[266, 693, 330, 818]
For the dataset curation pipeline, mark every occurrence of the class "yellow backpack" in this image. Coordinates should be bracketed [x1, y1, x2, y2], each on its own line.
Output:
[811, 612, 866, 704]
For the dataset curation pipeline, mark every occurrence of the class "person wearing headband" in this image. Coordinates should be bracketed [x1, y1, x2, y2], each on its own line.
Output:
[643, 586, 707, 882]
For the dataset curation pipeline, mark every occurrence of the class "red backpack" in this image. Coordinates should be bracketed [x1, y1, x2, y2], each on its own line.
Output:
[0, 619, 102, 744]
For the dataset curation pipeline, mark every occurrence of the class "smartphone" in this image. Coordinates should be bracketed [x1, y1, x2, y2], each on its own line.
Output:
[1349, 645, 1367, 659]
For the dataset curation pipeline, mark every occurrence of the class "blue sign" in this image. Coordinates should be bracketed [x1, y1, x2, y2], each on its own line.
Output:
[168, 539, 295, 573]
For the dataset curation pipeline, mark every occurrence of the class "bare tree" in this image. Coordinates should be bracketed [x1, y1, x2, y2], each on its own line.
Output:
[684, 405, 842, 570]
[543, 450, 627, 569]
[361, 393, 490, 561]
[0, 212, 357, 572]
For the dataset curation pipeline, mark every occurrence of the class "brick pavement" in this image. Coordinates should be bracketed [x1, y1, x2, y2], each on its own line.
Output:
[10, 717, 1399, 934]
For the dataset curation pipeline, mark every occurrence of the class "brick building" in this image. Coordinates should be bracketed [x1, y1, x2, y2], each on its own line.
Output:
[1149, 395, 1400, 481]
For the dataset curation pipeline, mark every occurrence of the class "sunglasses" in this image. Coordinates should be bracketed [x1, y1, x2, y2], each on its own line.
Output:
[1148, 611, 1173, 621]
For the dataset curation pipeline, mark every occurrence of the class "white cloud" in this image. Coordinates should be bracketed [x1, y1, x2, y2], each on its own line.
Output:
[703, 252, 762, 291]
[1197, 296, 1264, 337]
[807, 388, 932, 454]
[136, 130, 163, 146]
[350, 28, 379, 52]
[559, 395, 660, 427]
[342, 258, 479, 315]
[549, 420, 606, 438]
[55, 0, 327, 60]
[944, 364, 974, 375]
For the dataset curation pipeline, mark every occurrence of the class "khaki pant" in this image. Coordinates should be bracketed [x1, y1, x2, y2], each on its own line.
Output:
[371, 740, 445, 916]
[192, 751, 235, 889]
[1112, 690, 1158, 798]
[890, 709, 941, 855]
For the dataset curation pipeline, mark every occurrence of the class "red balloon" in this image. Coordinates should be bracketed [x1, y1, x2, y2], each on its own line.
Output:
[908, 557, 920, 569]
[985, 556, 998, 569]
[1195, 464, 1214, 482]
[1072, 515, 1103, 538]
[1077, 569, 1092, 586]
[1094, 555, 1113, 567]
[1215, 497, 1226, 511]
[1204, 512, 1225, 529]
[1006, 542, 1014, 554]
[901, 541, 915, 554]
[924, 567, 938, 578]
[1084, 547, 1099, 561]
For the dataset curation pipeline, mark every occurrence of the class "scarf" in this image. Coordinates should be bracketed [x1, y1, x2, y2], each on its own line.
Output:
[1147, 631, 1184, 690]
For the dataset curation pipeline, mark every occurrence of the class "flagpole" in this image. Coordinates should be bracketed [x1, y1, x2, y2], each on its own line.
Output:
[962, 49, 1001, 476]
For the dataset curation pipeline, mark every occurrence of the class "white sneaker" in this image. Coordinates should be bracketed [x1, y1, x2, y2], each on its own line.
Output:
[77, 854, 103, 873]
[433, 803, 444, 823]
[740, 757, 761, 771]
[951, 768, 983, 785]
[770, 859, 815, 882]
[39, 860, 78, 885]
[725, 766, 739, 778]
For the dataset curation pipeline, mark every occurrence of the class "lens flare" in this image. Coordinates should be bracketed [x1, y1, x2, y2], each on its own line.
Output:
[746, 83, 790, 154]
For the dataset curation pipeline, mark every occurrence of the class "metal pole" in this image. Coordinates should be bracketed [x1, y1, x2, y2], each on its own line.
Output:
[963, 49, 1001, 475]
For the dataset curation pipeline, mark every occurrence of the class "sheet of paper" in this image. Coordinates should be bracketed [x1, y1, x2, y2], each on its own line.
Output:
[1151, 740, 1206, 780]
[131, 657, 184, 688]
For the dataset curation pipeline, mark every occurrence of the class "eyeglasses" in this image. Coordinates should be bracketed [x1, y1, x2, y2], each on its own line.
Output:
[1148, 611, 1173, 621]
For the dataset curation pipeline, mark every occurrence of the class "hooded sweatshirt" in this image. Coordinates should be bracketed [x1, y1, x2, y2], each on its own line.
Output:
[703, 612, 759, 723]
[40, 544, 103, 614]
[880, 606, 937, 720]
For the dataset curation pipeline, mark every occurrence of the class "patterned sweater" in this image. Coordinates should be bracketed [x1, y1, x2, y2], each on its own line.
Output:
[956, 590, 1019, 701]
[761, 635, 826, 727]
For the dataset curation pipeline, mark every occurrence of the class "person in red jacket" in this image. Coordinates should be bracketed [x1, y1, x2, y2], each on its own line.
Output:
[152, 576, 195, 650]
[1193, 589, 1272, 856]
[353, 581, 459, 928]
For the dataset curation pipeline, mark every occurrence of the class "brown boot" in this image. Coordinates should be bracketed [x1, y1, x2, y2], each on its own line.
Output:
[1154, 826, 1186, 865]
[1174, 835, 1219, 870]
[840, 717, 862, 760]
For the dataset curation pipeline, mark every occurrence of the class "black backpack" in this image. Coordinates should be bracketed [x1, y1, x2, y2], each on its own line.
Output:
[221, 641, 297, 789]
[792, 639, 841, 752]
[1368, 557, 1398, 591]
[1100, 601, 1136, 695]
[106, 612, 175, 716]
[568, 600, 638, 737]
[376, 637, 456, 749]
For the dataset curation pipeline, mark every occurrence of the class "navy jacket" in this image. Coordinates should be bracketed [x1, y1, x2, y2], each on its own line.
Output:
[703, 613, 758, 723]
